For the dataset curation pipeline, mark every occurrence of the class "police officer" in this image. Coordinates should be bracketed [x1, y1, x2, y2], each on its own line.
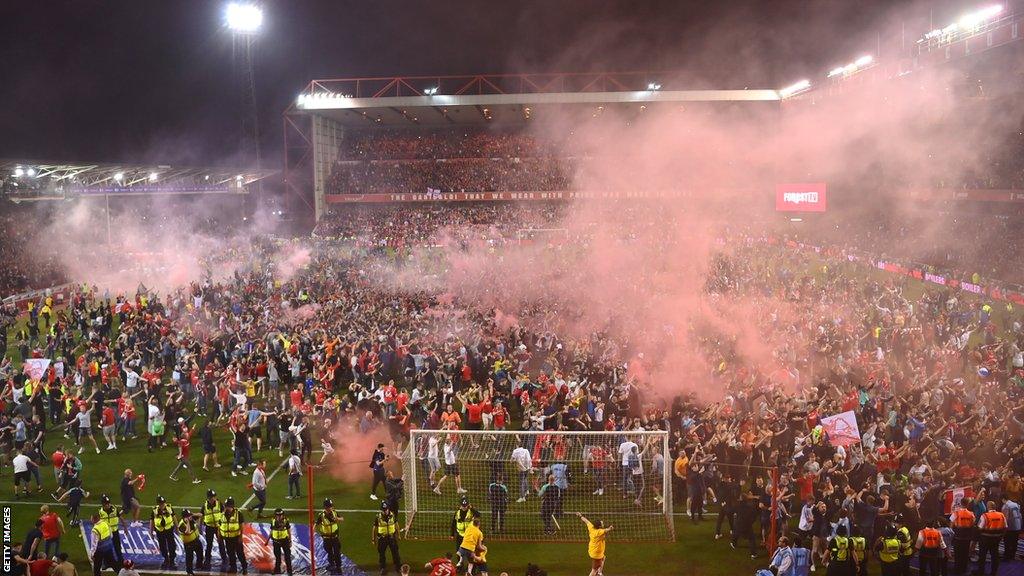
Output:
[826, 524, 855, 576]
[894, 516, 914, 576]
[89, 512, 117, 576]
[178, 508, 203, 576]
[875, 526, 903, 576]
[97, 494, 124, 564]
[949, 498, 976, 575]
[201, 489, 226, 570]
[373, 501, 401, 576]
[150, 495, 176, 570]
[269, 508, 293, 576]
[850, 526, 867, 576]
[218, 497, 248, 575]
[977, 500, 1007, 575]
[316, 498, 343, 573]
[450, 496, 479, 564]
[915, 520, 946, 576]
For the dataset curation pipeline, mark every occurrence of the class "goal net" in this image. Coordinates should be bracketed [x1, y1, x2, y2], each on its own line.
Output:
[401, 429, 674, 542]
[516, 228, 570, 246]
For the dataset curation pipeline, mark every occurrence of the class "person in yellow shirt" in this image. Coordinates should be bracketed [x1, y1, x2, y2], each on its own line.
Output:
[459, 517, 484, 572]
[472, 543, 490, 576]
[578, 512, 613, 576]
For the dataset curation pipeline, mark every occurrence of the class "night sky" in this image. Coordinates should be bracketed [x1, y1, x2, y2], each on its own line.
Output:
[0, 0, 977, 168]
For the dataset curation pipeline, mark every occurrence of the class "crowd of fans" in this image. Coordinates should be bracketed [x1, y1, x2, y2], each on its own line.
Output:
[339, 129, 561, 161]
[3, 197, 1024, 575]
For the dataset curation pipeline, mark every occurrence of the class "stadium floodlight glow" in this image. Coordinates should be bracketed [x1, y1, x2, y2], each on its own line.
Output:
[647, 82, 662, 91]
[113, 172, 124, 182]
[778, 79, 811, 98]
[148, 172, 158, 182]
[225, 3, 263, 33]
[828, 55, 874, 78]
[13, 167, 24, 177]
[922, 5, 1002, 41]
[26, 168, 36, 177]
[423, 86, 439, 96]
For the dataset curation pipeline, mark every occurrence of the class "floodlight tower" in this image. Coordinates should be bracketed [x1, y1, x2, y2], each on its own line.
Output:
[225, 2, 263, 211]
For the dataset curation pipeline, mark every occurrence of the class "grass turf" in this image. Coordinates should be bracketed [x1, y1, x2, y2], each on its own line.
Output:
[5, 423, 761, 575]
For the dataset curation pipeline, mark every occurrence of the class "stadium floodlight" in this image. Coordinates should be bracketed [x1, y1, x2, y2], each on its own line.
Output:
[225, 3, 263, 33]
[778, 79, 811, 98]
[148, 172, 158, 182]
[113, 172, 124, 182]
[828, 55, 874, 78]
[960, 4, 1003, 28]
[13, 167, 24, 177]
[235, 174, 243, 181]
[423, 86, 439, 96]
[647, 82, 662, 91]
[26, 168, 36, 177]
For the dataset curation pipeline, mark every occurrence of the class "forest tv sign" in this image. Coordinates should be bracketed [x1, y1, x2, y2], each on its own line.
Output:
[776, 183, 827, 212]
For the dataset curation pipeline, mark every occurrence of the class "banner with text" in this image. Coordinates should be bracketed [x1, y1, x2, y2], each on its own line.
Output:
[776, 183, 827, 212]
[79, 521, 365, 576]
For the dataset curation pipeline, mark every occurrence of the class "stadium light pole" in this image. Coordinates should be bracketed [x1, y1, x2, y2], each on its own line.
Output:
[225, 3, 263, 216]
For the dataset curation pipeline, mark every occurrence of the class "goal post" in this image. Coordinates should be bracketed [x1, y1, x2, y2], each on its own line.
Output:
[401, 429, 674, 543]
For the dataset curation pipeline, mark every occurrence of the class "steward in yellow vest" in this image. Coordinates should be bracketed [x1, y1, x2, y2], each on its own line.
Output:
[200, 489, 225, 570]
[98, 494, 125, 564]
[149, 495, 176, 570]
[316, 498, 343, 572]
[218, 497, 248, 574]
[269, 508, 293, 576]
[178, 509, 203, 575]
[373, 501, 402, 575]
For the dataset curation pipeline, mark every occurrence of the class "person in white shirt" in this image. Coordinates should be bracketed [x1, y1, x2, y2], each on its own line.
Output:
[250, 460, 268, 518]
[64, 405, 100, 455]
[286, 450, 303, 499]
[511, 445, 533, 502]
[427, 435, 441, 488]
[12, 449, 35, 497]
[434, 437, 466, 496]
[618, 439, 638, 494]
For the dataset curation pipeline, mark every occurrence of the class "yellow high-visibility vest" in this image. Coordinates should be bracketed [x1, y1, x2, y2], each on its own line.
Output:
[454, 509, 476, 536]
[270, 520, 291, 541]
[880, 538, 901, 563]
[377, 514, 397, 536]
[316, 513, 339, 538]
[93, 520, 112, 543]
[832, 536, 850, 561]
[98, 506, 120, 531]
[218, 511, 242, 538]
[897, 526, 913, 557]
[202, 501, 222, 526]
[179, 518, 199, 544]
[153, 506, 175, 531]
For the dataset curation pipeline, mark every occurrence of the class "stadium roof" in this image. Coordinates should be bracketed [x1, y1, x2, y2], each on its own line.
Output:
[0, 158, 275, 198]
[288, 72, 781, 126]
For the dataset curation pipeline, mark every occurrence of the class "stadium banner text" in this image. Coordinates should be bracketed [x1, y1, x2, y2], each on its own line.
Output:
[324, 189, 728, 203]
[775, 183, 827, 212]
[79, 520, 364, 576]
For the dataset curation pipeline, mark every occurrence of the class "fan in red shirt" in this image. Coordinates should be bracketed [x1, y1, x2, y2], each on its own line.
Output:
[491, 400, 509, 430]
[425, 554, 456, 576]
[464, 400, 484, 430]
